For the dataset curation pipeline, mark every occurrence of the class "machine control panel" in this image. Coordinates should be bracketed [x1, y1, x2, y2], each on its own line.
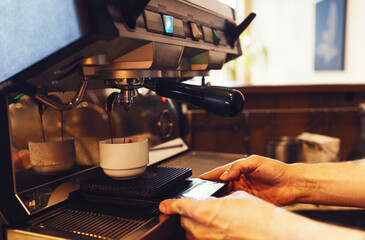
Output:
[144, 9, 228, 45]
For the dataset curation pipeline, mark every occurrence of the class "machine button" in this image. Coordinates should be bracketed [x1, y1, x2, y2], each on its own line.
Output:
[144, 10, 164, 33]
[216, 30, 227, 45]
[162, 15, 174, 34]
[172, 18, 185, 37]
[212, 29, 221, 45]
[201, 25, 214, 43]
[189, 21, 202, 40]
[161, 14, 185, 37]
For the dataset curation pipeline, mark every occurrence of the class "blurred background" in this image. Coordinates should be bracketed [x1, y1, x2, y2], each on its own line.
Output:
[193, 0, 365, 86]
[185, 0, 365, 163]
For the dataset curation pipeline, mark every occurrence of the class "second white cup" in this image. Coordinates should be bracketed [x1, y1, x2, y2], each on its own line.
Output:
[99, 137, 149, 180]
[28, 138, 75, 175]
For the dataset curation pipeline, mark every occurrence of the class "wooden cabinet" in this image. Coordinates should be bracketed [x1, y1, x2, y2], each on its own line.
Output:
[185, 84, 365, 161]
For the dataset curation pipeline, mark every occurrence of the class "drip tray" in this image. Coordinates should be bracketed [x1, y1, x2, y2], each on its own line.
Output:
[28, 166, 226, 240]
[38, 209, 149, 239]
[26, 167, 193, 240]
[32, 202, 160, 240]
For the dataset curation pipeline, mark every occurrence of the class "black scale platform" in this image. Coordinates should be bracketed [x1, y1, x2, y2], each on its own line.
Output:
[80, 167, 192, 202]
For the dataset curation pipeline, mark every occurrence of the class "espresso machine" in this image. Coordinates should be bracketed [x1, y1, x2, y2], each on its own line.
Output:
[0, 1, 255, 239]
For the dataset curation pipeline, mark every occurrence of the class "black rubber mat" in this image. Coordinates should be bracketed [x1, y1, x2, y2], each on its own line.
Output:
[80, 167, 192, 198]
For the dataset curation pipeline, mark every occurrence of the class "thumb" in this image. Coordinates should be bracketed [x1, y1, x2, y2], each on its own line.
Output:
[159, 198, 198, 218]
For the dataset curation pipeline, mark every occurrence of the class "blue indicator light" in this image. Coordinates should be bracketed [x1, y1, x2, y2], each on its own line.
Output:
[163, 15, 174, 34]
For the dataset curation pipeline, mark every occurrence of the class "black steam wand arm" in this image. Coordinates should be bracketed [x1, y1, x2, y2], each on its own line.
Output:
[145, 79, 245, 117]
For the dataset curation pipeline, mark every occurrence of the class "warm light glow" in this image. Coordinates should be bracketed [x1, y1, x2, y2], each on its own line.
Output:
[242, 35, 252, 46]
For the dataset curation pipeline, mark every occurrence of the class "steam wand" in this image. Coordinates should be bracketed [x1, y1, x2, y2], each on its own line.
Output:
[144, 79, 245, 117]
[0, 76, 88, 111]
[33, 77, 89, 111]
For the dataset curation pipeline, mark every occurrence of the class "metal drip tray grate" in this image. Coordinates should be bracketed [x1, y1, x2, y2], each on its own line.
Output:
[35, 203, 159, 240]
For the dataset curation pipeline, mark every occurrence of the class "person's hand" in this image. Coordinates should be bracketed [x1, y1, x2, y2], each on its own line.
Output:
[159, 191, 279, 240]
[160, 191, 365, 240]
[199, 155, 297, 206]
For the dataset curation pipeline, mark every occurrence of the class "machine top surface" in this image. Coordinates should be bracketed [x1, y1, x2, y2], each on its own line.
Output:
[0, 0, 242, 90]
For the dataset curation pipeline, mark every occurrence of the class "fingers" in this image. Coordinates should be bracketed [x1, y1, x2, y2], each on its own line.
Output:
[160, 199, 211, 240]
[199, 155, 263, 181]
[198, 164, 230, 180]
[181, 216, 195, 237]
[181, 216, 219, 240]
[220, 156, 259, 181]
[159, 198, 197, 218]
[185, 231, 196, 240]
[221, 190, 255, 200]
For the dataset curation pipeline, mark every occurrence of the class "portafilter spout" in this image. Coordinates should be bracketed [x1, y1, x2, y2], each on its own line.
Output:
[106, 89, 136, 113]
[105, 78, 142, 113]
[144, 79, 245, 117]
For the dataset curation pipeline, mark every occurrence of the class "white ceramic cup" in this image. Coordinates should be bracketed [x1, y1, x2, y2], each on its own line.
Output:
[28, 138, 76, 175]
[99, 137, 149, 180]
